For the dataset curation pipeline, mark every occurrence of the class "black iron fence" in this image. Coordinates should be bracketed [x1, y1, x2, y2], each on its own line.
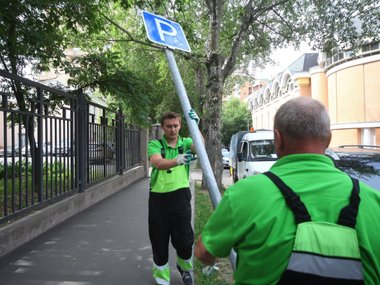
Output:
[0, 70, 143, 223]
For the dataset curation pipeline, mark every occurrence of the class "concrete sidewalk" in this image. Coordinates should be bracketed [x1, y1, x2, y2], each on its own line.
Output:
[0, 178, 183, 285]
[0, 168, 232, 285]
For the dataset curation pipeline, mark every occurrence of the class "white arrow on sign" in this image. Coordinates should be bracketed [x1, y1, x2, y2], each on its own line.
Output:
[142, 11, 191, 53]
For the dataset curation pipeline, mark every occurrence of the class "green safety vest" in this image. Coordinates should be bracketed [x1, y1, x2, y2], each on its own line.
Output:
[150, 138, 191, 193]
[264, 171, 364, 285]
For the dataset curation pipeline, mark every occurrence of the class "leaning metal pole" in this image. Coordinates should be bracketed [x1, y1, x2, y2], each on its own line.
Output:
[164, 48, 237, 271]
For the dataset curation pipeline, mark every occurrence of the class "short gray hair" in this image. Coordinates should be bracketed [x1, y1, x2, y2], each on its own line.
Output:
[274, 97, 330, 140]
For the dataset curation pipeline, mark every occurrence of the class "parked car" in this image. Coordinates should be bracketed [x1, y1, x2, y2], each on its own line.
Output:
[88, 142, 114, 164]
[43, 142, 53, 155]
[0, 145, 21, 157]
[54, 139, 73, 156]
[327, 145, 380, 191]
[222, 148, 230, 168]
[21, 145, 31, 156]
[21, 142, 52, 156]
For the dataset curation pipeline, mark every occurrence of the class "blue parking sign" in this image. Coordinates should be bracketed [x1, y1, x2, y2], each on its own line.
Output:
[141, 11, 191, 53]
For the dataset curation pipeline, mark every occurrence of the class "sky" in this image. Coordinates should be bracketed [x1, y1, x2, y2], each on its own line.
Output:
[254, 42, 315, 80]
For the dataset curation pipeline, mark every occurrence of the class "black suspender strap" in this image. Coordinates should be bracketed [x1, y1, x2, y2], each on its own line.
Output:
[158, 139, 166, 158]
[337, 177, 361, 228]
[264, 172, 361, 228]
[263, 171, 311, 224]
[158, 139, 184, 159]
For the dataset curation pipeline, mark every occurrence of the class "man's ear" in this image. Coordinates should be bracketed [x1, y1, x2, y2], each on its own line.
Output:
[274, 129, 283, 153]
[325, 130, 332, 148]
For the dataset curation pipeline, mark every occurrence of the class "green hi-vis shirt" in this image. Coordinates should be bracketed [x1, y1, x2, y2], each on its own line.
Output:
[148, 136, 193, 193]
[201, 154, 380, 285]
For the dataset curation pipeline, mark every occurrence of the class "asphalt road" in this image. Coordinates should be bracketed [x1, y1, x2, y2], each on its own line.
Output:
[191, 168, 234, 188]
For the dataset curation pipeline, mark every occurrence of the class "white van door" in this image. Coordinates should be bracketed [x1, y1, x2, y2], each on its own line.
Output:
[237, 141, 250, 180]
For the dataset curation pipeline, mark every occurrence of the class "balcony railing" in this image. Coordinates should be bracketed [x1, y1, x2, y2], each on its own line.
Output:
[324, 41, 380, 70]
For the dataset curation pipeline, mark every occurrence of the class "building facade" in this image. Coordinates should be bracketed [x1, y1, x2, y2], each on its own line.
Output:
[248, 46, 380, 147]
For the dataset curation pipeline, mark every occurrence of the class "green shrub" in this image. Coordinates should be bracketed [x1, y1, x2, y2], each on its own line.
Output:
[0, 160, 32, 179]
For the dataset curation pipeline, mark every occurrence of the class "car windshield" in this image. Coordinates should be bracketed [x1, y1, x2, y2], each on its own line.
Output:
[331, 147, 380, 191]
[250, 140, 276, 159]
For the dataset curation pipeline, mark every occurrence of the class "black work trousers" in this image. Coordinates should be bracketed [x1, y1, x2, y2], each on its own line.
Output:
[148, 187, 194, 266]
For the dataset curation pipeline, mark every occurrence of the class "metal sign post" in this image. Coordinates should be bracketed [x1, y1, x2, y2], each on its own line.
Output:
[142, 10, 236, 270]
[142, 10, 221, 207]
[164, 48, 222, 207]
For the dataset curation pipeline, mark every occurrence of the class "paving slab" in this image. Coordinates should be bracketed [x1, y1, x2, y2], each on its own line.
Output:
[0, 178, 183, 285]
[0, 168, 231, 285]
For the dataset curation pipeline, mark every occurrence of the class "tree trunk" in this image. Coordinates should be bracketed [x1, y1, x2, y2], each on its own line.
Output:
[7, 10, 42, 193]
[201, 0, 225, 190]
[202, 68, 224, 190]
[14, 86, 42, 193]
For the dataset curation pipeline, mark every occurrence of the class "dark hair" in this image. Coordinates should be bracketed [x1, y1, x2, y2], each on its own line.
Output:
[160, 111, 182, 125]
[274, 97, 330, 140]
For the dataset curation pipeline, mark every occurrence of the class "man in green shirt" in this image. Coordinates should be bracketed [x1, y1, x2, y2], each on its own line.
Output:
[195, 97, 380, 284]
[148, 110, 199, 285]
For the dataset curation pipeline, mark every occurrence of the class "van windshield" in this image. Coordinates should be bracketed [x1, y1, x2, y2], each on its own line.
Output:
[250, 140, 276, 160]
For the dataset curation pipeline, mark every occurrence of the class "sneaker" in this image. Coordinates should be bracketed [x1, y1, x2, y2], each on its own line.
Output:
[177, 264, 193, 285]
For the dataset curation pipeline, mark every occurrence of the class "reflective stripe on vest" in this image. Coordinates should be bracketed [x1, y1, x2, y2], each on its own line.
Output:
[287, 252, 363, 280]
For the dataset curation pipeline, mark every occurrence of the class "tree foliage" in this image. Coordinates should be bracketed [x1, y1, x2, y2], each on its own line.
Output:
[0, 0, 107, 74]
[111, 0, 380, 188]
[1, 0, 379, 188]
[66, 2, 204, 126]
[0, 0, 157, 125]
[221, 98, 251, 148]
[301, 0, 380, 53]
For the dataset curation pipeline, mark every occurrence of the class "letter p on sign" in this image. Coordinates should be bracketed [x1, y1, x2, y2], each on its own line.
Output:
[155, 18, 177, 41]
[142, 11, 191, 53]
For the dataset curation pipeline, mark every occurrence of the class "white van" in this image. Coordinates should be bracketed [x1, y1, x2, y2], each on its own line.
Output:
[229, 129, 277, 182]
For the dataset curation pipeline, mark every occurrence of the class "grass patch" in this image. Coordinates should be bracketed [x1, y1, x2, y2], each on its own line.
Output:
[194, 182, 234, 284]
